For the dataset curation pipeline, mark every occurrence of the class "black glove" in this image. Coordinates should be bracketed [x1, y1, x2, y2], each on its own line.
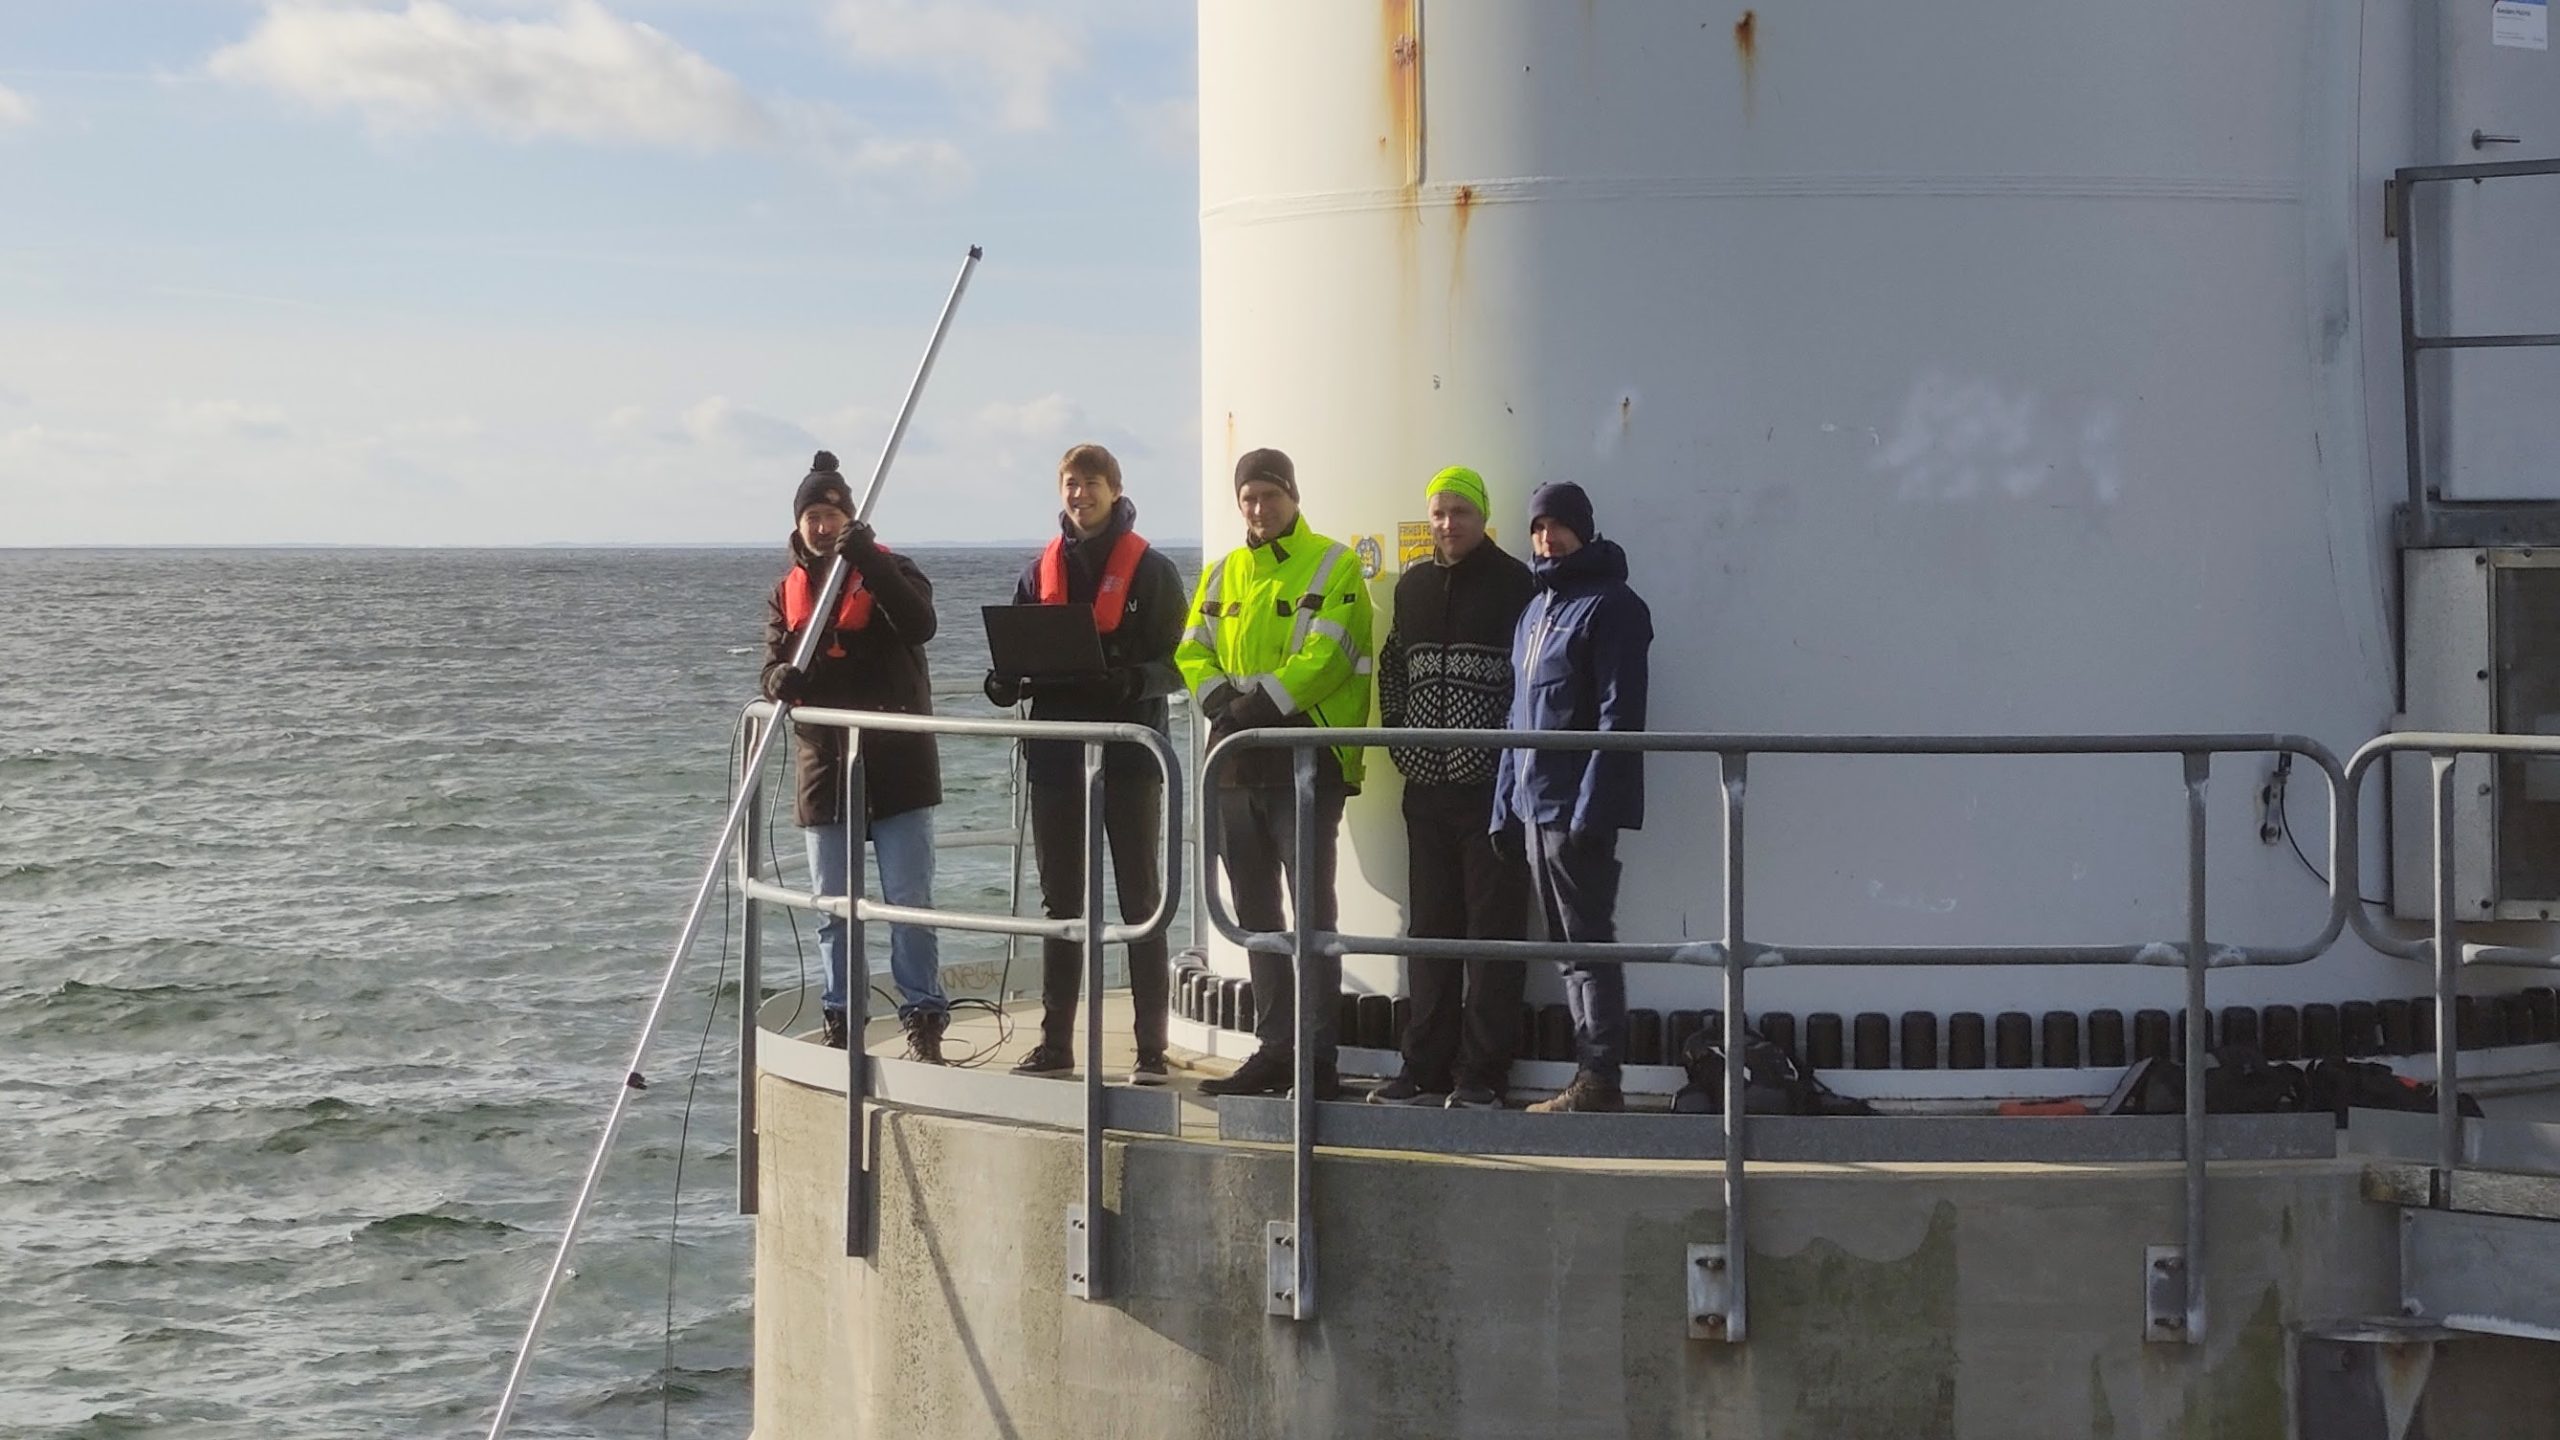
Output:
[983, 670, 1022, 708]
[1197, 680, 1238, 723]
[832, 520, 879, 565]
[1225, 688, 1285, 732]
[765, 666, 809, 705]
[1488, 824, 1524, 869]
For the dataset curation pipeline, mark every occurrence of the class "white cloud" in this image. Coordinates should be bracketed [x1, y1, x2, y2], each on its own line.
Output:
[975, 392, 1084, 443]
[680, 395, 820, 455]
[769, 100, 970, 193]
[970, 393, 1147, 486]
[208, 1, 968, 190]
[2, 424, 120, 459]
[828, 0, 1084, 132]
[210, 1, 768, 148]
[164, 400, 293, 441]
[1115, 94, 1194, 161]
[0, 85, 33, 130]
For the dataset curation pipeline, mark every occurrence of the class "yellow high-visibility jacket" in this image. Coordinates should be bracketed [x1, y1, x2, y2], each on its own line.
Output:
[1176, 515, 1376, 787]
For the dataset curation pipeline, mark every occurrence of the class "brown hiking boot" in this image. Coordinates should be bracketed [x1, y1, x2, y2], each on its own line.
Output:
[1527, 1072, 1624, 1113]
[819, 1009, 848, 1050]
[903, 1010, 948, 1065]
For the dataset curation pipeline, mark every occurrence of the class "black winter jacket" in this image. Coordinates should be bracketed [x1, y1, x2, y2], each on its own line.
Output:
[1005, 498, 1190, 788]
[1378, 538, 1536, 787]
[760, 534, 942, 827]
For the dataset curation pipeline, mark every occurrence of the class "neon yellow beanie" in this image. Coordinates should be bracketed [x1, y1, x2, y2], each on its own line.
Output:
[1424, 465, 1488, 517]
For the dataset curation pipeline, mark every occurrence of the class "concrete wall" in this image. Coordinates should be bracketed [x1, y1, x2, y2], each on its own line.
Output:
[751, 1075, 2560, 1438]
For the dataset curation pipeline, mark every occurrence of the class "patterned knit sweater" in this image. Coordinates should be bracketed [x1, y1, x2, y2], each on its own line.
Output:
[1378, 538, 1536, 787]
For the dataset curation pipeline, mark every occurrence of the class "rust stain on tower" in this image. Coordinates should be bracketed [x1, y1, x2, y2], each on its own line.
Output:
[1384, 0, 1422, 190]
[1734, 9, 1758, 120]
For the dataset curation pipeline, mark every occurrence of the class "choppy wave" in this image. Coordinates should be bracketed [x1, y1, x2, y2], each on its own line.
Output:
[0, 545, 1155, 1438]
[358, 1210, 517, 1239]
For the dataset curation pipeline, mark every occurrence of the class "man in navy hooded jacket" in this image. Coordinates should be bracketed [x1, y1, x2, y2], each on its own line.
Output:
[1491, 482, 1653, 1113]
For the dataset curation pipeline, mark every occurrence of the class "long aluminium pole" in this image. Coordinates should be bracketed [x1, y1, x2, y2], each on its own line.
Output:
[484, 243, 983, 1440]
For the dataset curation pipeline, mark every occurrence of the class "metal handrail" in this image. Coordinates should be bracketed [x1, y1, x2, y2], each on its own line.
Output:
[715, 711, 2560, 1347]
[2392, 156, 2560, 549]
[2342, 733, 2560, 1203]
[1201, 726, 2354, 1346]
[736, 700, 1182, 1291]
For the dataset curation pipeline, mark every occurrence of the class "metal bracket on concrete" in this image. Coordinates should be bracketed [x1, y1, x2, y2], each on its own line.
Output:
[1066, 1205, 1094, 1300]
[2145, 1245, 2191, 1343]
[2402, 1206, 2560, 1340]
[1265, 1221, 1301, 1319]
[1687, 1243, 1737, 1342]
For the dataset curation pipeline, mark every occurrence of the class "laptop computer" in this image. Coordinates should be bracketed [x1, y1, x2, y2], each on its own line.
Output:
[982, 603, 1110, 679]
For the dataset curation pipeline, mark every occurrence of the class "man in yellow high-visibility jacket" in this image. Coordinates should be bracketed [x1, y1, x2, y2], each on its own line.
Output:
[1182, 447, 1376, 1099]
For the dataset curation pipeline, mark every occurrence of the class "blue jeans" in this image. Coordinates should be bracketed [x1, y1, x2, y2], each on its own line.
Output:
[805, 806, 947, 1021]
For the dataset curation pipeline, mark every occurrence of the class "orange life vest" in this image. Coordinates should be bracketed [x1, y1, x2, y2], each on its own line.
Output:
[781, 564, 875, 658]
[1039, 531, 1149, 636]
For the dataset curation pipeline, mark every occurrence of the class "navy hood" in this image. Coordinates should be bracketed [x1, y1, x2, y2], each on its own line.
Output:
[1533, 537, 1630, 590]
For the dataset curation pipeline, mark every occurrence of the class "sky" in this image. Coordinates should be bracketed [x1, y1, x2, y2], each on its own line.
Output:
[0, 0, 1201, 546]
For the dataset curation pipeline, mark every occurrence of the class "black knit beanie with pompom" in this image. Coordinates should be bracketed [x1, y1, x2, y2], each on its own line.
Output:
[793, 451, 853, 519]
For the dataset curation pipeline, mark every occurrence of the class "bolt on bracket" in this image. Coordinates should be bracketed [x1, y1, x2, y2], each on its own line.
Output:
[1687, 1243, 1738, 1341]
[2145, 1245, 2191, 1343]
[1265, 1221, 1300, 1318]
[1065, 1205, 1094, 1300]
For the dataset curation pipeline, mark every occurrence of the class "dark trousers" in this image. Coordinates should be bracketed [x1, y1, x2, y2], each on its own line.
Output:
[1217, 783, 1346, 1060]
[1529, 824, 1626, 1083]
[1399, 783, 1529, 1091]
[1031, 775, 1169, 1058]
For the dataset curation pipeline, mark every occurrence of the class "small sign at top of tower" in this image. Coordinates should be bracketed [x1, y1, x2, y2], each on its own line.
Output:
[2494, 0, 2547, 51]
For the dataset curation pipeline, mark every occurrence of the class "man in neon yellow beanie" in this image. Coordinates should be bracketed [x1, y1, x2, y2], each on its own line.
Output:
[1370, 465, 1537, 1108]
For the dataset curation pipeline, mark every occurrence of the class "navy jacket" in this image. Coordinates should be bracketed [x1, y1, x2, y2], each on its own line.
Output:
[1490, 539, 1653, 834]
[1006, 497, 1188, 788]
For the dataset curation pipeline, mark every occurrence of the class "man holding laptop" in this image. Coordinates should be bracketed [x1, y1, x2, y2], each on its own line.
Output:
[984, 444, 1189, 1084]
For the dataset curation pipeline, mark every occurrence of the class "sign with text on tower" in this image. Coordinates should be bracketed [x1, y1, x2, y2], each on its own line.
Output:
[2495, 0, 2547, 51]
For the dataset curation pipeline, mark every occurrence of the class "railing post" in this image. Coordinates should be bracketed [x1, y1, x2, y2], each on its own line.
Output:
[1189, 701, 1208, 955]
[843, 741, 872, 1259]
[1005, 726, 1031, 983]
[1070, 741, 1109, 1299]
[2431, 750, 2461, 1196]
[737, 715, 763, 1217]
[1717, 753, 1749, 1343]
[2397, 166, 2427, 540]
[2181, 751, 2209, 1344]
[1271, 744, 1318, 1322]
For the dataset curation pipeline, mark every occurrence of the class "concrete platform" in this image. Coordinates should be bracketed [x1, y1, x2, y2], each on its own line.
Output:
[748, 989, 2560, 1439]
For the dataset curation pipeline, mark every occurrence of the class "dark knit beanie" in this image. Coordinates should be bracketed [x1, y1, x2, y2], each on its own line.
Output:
[793, 451, 854, 519]
[1527, 481, 1597, 544]
[1234, 447, 1297, 499]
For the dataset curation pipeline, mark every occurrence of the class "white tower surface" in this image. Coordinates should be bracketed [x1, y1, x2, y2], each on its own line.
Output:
[1194, 1, 2560, 1071]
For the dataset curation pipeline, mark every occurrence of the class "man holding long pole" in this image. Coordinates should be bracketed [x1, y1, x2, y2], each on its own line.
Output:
[760, 450, 951, 1061]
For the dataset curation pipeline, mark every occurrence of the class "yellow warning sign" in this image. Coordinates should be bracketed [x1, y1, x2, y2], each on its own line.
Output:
[1397, 521, 1433, 568]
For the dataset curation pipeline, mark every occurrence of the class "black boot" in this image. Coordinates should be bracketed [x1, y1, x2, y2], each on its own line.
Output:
[1198, 1048, 1294, 1097]
[904, 1009, 947, 1065]
[819, 1009, 849, 1050]
[1198, 1049, 1337, 1099]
